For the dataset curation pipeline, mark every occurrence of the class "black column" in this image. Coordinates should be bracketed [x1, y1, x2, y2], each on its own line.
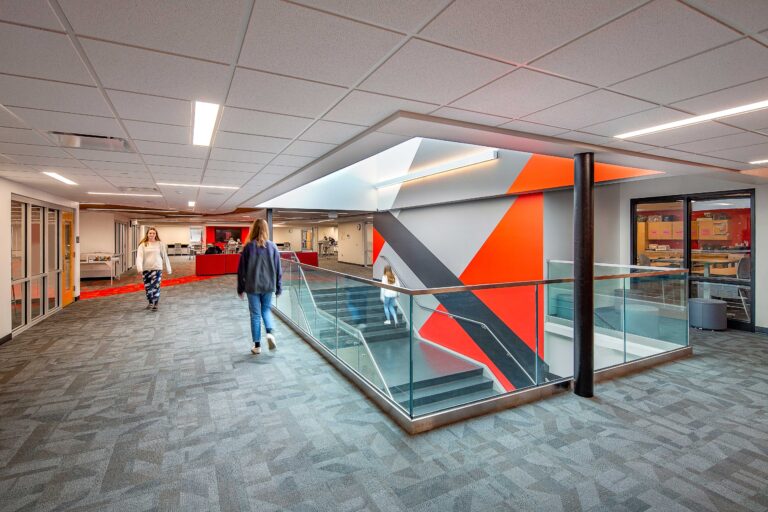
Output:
[573, 152, 594, 398]
[266, 208, 273, 240]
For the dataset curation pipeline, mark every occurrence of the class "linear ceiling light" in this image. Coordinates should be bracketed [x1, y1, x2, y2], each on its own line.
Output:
[188, 201, 196, 207]
[42, 171, 77, 185]
[88, 192, 163, 197]
[192, 101, 220, 146]
[156, 182, 238, 190]
[615, 99, 768, 139]
[374, 148, 498, 189]
[749, 158, 768, 165]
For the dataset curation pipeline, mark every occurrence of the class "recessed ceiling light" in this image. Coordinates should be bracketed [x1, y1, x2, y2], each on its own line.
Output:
[192, 101, 220, 146]
[156, 182, 238, 190]
[188, 201, 196, 207]
[374, 148, 498, 188]
[88, 192, 163, 197]
[748, 158, 768, 165]
[42, 171, 77, 185]
[615, 99, 768, 139]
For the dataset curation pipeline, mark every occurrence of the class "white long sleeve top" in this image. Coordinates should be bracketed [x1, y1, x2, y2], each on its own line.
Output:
[136, 242, 172, 273]
[380, 275, 399, 300]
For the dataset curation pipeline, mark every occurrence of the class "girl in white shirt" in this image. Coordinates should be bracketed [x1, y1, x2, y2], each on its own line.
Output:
[380, 265, 400, 326]
[136, 227, 172, 311]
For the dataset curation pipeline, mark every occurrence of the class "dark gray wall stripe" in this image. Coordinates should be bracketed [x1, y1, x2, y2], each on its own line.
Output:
[374, 211, 547, 388]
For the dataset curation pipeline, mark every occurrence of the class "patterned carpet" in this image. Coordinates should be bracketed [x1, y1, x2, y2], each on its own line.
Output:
[0, 276, 766, 511]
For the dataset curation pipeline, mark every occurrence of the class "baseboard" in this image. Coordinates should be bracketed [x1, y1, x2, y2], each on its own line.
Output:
[756, 326, 768, 335]
[0, 333, 11, 346]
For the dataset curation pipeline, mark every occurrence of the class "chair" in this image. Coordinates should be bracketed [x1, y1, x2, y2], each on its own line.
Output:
[736, 256, 751, 322]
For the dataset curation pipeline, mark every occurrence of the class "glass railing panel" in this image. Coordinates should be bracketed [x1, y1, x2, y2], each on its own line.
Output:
[542, 282, 574, 381]
[593, 277, 626, 370]
[624, 272, 688, 362]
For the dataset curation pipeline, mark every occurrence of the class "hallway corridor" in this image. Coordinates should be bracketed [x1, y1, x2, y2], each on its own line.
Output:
[0, 277, 766, 512]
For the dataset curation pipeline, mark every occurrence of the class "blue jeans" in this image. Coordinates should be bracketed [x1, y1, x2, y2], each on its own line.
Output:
[247, 292, 274, 346]
[383, 296, 397, 323]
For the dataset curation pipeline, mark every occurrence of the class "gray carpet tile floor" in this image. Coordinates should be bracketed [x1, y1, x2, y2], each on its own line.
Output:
[1, 276, 767, 512]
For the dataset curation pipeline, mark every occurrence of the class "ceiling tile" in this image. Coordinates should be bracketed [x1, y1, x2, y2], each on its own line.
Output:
[704, 142, 768, 162]
[209, 147, 275, 164]
[84, 161, 147, 172]
[108, 90, 191, 126]
[134, 141, 208, 159]
[685, 0, 768, 33]
[290, 0, 447, 32]
[611, 39, 768, 104]
[147, 165, 204, 176]
[323, 90, 437, 125]
[124, 120, 191, 145]
[206, 160, 264, 173]
[142, 154, 204, 168]
[628, 121, 742, 146]
[214, 132, 289, 153]
[0, 75, 112, 116]
[671, 77, 768, 115]
[0, 107, 26, 128]
[0, 127, 52, 145]
[0, 1, 63, 30]
[497, 120, 568, 136]
[271, 154, 314, 167]
[300, 120, 367, 144]
[227, 68, 346, 117]
[60, 0, 248, 62]
[67, 148, 143, 163]
[218, 107, 311, 139]
[0, 142, 68, 158]
[720, 109, 768, 132]
[670, 131, 768, 153]
[522, 90, 655, 130]
[284, 140, 336, 158]
[360, 39, 513, 104]
[202, 173, 250, 187]
[422, 0, 642, 64]
[261, 164, 299, 175]
[451, 69, 594, 119]
[8, 107, 124, 138]
[81, 39, 230, 102]
[429, 107, 511, 126]
[239, 0, 403, 86]
[580, 107, 692, 137]
[9, 155, 85, 167]
[533, 0, 739, 86]
[0, 24, 93, 84]
[604, 139, 659, 153]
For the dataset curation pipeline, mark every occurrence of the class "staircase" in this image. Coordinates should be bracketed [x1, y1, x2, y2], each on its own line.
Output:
[311, 286, 498, 416]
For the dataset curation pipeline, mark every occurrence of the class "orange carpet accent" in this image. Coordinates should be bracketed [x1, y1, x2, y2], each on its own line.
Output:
[79, 275, 218, 300]
[507, 154, 663, 195]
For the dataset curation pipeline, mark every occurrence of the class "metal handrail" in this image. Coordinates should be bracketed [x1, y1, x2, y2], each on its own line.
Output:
[283, 257, 393, 400]
[282, 257, 687, 296]
[377, 255, 536, 386]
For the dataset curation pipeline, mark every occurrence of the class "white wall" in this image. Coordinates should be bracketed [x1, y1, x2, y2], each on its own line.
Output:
[338, 221, 365, 265]
[0, 177, 78, 339]
[79, 211, 115, 254]
[149, 224, 192, 245]
[273, 226, 303, 250]
[617, 175, 767, 329]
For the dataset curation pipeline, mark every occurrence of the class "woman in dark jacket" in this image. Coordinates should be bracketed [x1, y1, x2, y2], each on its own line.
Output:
[237, 219, 282, 354]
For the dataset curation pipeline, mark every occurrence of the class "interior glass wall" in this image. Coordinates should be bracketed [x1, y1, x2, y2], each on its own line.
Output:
[9, 197, 64, 332]
[632, 190, 754, 330]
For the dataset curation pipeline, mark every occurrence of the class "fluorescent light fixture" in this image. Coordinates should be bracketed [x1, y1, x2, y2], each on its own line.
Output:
[615, 99, 768, 139]
[42, 171, 77, 185]
[192, 101, 219, 146]
[156, 182, 238, 190]
[88, 192, 163, 197]
[188, 201, 196, 207]
[749, 158, 768, 165]
[374, 148, 498, 189]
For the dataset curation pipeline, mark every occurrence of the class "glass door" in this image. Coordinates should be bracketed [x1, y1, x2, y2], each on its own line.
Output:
[633, 200, 685, 268]
[61, 211, 75, 306]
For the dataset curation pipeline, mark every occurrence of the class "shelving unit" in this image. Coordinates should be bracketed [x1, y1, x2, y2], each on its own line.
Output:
[80, 253, 120, 283]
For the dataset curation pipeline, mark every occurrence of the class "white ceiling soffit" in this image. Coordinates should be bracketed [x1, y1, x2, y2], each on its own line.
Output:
[1, 0, 768, 211]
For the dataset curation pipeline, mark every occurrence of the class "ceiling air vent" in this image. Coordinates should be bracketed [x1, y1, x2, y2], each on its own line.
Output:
[51, 132, 133, 152]
[119, 186, 159, 193]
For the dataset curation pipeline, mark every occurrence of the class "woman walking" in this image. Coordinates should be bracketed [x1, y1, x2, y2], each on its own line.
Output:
[136, 226, 172, 311]
[380, 265, 400, 326]
[237, 219, 282, 354]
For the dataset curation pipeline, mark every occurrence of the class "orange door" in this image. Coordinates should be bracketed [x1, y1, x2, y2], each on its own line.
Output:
[61, 211, 75, 306]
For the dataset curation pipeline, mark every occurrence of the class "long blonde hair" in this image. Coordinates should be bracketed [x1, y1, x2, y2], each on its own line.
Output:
[138, 226, 161, 246]
[384, 265, 395, 285]
[245, 219, 269, 248]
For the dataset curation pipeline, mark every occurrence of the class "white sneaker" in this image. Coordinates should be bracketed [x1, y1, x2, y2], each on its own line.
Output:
[251, 346, 261, 355]
[266, 333, 276, 350]
[384, 320, 391, 325]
